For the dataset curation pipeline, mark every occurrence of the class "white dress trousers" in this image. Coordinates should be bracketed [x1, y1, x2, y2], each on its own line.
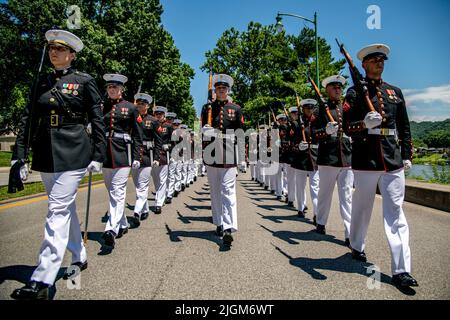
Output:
[103, 167, 131, 235]
[294, 169, 320, 215]
[132, 166, 152, 216]
[167, 159, 177, 198]
[316, 165, 353, 238]
[287, 165, 297, 203]
[206, 166, 238, 232]
[31, 169, 87, 285]
[350, 169, 412, 275]
[152, 164, 168, 206]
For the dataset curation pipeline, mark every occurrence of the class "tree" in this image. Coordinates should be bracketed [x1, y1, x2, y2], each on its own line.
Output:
[423, 130, 450, 148]
[0, 0, 196, 133]
[201, 22, 345, 128]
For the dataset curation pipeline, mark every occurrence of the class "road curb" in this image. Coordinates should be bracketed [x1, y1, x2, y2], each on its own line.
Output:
[0, 179, 105, 206]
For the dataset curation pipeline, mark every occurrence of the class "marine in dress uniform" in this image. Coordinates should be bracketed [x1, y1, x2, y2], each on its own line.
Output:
[290, 99, 320, 220]
[171, 119, 184, 197]
[248, 129, 259, 181]
[201, 74, 244, 248]
[132, 93, 157, 222]
[286, 107, 300, 207]
[151, 106, 174, 213]
[165, 112, 178, 203]
[179, 124, 189, 191]
[273, 114, 290, 201]
[102, 74, 143, 248]
[11, 29, 106, 299]
[344, 44, 418, 288]
[314, 75, 353, 246]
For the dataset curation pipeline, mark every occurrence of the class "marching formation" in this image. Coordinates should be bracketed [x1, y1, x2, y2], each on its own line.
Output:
[8, 29, 419, 300]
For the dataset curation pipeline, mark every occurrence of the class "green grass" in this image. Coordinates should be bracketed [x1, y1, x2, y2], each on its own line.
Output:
[0, 151, 13, 167]
[413, 153, 448, 165]
[0, 173, 104, 202]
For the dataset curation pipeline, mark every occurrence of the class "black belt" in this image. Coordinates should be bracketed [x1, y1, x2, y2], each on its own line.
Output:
[40, 115, 86, 127]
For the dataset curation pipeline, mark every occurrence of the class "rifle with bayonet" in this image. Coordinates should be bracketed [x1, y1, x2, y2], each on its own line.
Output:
[206, 67, 213, 126]
[307, 74, 335, 123]
[335, 38, 376, 112]
[294, 92, 307, 142]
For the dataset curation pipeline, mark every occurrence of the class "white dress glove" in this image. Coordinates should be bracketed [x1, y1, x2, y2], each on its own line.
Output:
[11, 160, 29, 181]
[403, 160, 412, 171]
[87, 161, 102, 173]
[364, 111, 383, 129]
[132, 160, 140, 169]
[86, 123, 92, 135]
[152, 160, 160, 167]
[299, 142, 309, 151]
[325, 122, 339, 135]
[202, 125, 215, 138]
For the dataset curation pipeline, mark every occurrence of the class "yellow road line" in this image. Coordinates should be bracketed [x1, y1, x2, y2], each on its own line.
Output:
[0, 183, 104, 212]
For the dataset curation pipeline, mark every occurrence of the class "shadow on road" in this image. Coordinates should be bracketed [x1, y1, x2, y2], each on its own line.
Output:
[259, 224, 346, 247]
[177, 211, 212, 224]
[256, 212, 315, 226]
[184, 203, 211, 211]
[165, 223, 221, 247]
[0, 265, 73, 300]
[247, 196, 278, 202]
[188, 196, 210, 202]
[273, 245, 416, 296]
[253, 203, 296, 212]
[194, 191, 210, 196]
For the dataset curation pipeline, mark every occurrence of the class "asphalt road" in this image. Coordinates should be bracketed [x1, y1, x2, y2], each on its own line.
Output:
[0, 171, 449, 300]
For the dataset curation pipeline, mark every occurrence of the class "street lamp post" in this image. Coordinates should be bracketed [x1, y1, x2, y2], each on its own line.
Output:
[276, 11, 320, 88]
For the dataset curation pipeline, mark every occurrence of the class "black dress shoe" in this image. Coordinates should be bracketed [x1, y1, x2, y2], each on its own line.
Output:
[315, 224, 326, 235]
[313, 215, 317, 226]
[304, 205, 308, 212]
[276, 196, 282, 201]
[102, 231, 116, 247]
[344, 238, 351, 249]
[284, 197, 289, 203]
[223, 229, 233, 247]
[215, 225, 224, 237]
[155, 206, 162, 214]
[174, 190, 179, 197]
[181, 184, 185, 191]
[165, 197, 172, 204]
[287, 201, 294, 207]
[264, 186, 268, 190]
[297, 210, 305, 218]
[194, 176, 197, 182]
[270, 190, 275, 194]
[117, 227, 128, 238]
[63, 261, 88, 280]
[140, 211, 149, 220]
[190, 181, 193, 185]
[392, 273, 419, 287]
[130, 213, 141, 227]
[351, 249, 367, 262]
[11, 281, 50, 300]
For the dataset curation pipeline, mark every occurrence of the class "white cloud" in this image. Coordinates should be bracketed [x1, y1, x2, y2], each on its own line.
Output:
[403, 84, 450, 106]
[410, 114, 449, 122]
[403, 84, 450, 122]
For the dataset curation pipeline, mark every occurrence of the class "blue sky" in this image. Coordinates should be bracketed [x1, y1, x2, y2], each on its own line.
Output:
[160, 0, 450, 122]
